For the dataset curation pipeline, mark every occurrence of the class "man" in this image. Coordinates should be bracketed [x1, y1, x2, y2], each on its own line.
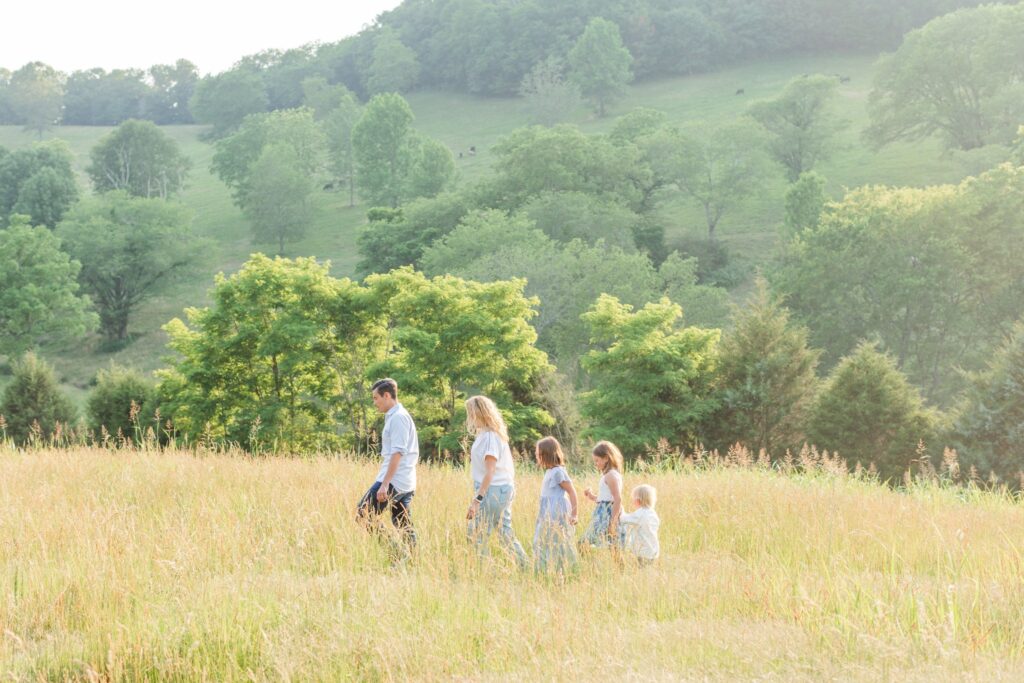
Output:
[356, 378, 419, 556]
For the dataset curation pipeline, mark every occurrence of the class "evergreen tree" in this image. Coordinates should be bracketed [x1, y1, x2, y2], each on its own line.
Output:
[806, 342, 938, 483]
[708, 277, 820, 455]
[0, 353, 77, 445]
[952, 323, 1024, 484]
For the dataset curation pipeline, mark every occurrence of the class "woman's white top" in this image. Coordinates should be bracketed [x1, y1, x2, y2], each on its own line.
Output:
[470, 429, 515, 487]
[619, 507, 660, 560]
[597, 469, 623, 502]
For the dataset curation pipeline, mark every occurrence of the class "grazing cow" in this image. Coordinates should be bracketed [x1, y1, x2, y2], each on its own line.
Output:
[469, 145, 477, 155]
[735, 88, 745, 96]
[323, 181, 335, 191]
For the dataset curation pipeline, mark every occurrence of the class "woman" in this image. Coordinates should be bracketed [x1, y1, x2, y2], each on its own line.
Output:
[465, 395, 528, 568]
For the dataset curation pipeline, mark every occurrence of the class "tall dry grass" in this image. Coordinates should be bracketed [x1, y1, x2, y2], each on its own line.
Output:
[1, 445, 1023, 681]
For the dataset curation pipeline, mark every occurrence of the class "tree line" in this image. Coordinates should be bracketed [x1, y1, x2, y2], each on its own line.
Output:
[4, 259, 1022, 490]
[1, 1, 1007, 134]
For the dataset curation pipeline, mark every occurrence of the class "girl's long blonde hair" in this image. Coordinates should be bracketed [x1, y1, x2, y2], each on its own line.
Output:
[465, 395, 509, 443]
[592, 441, 624, 473]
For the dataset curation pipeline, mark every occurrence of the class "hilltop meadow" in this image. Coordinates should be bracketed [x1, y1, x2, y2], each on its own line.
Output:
[1, 445, 1023, 680]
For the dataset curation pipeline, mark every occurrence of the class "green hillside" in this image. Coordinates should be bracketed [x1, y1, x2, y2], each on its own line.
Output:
[0, 54, 975, 397]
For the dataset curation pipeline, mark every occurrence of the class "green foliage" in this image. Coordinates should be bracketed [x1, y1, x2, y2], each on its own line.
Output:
[422, 209, 730, 373]
[352, 93, 415, 208]
[748, 74, 847, 181]
[673, 236, 743, 288]
[6, 62, 63, 137]
[145, 59, 199, 125]
[10, 166, 78, 229]
[372, 0, 970, 96]
[356, 191, 470, 275]
[242, 142, 317, 255]
[210, 108, 324, 206]
[406, 136, 456, 200]
[189, 70, 269, 138]
[56, 193, 199, 344]
[490, 125, 638, 208]
[658, 119, 772, 239]
[86, 365, 156, 442]
[568, 17, 633, 117]
[365, 26, 421, 95]
[521, 191, 637, 251]
[419, 209, 544, 276]
[580, 295, 719, 457]
[158, 256, 552, 454]
[63, 68, 148, 126]
[771, 165, 1024, 403]
[0, 140, 79, 228]
[866, 4, 1024, 151]
[366, 268, 553, 453]
[87, 119, 191, 198]
[519, 57, 582, 126]
[806, 342, 937, 483]
[351, 94, 453, 209]
[707, 278, 820, 455]
[783, 171, 827, 236]
[159, 255, 379, 452]
[304, 78, 362, 206]
[656, 252, 733, 329]
[952, 323, 1024, 485]
[0, 352, 77, 445]
[0, 217, 97, 356]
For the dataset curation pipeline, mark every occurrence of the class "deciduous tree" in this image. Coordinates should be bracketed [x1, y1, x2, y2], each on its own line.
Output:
[57, 193, 198, 344]
[88, 119, 191, 198]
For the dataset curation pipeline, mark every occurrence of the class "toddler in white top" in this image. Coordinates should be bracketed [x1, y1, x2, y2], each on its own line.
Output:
[619, 484, 660, 565]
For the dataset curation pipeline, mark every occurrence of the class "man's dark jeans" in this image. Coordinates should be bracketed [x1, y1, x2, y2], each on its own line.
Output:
[356, 481, 417, 553]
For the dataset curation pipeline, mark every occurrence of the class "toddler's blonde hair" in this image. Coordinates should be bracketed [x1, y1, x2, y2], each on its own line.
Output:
[632, 484, 657, 509]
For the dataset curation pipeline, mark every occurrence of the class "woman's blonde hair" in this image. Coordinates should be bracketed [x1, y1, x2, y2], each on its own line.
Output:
[592, 441, 624, 472]
[464, 395, 508, 442]
[632, 484, 657, 509]
[535, 436, 565, 468]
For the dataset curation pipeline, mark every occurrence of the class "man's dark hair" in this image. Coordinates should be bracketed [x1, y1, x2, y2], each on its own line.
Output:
[371, 378, 398, 400]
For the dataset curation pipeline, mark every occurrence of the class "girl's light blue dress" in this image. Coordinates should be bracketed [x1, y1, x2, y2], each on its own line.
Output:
[533, 466, 578, 573]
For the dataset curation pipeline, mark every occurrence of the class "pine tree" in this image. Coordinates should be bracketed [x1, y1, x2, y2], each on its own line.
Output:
[806, 342, 937, 483]
[709, 277, 820, 455]
[952, 322, 1024, 484]
[0, 353, 77, 444]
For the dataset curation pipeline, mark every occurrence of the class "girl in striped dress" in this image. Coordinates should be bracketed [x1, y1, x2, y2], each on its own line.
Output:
[581, 441, 624, 549]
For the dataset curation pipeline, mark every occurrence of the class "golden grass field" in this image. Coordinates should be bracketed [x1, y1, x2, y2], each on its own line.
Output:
[1, 446, 1023, 681]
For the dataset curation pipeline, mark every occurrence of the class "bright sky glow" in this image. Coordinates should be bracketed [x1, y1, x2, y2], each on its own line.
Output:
[1, 0, 403, 75]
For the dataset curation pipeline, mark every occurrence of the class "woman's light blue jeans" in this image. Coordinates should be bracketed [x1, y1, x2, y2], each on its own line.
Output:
[468, 482, 528, 568]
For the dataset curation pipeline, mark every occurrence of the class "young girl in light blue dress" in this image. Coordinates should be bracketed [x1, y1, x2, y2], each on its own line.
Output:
[533, 436, 579, 574]
[581, 441, 624, 549]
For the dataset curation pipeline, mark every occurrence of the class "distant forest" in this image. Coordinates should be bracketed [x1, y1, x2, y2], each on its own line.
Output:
[0, 0, 986, 126]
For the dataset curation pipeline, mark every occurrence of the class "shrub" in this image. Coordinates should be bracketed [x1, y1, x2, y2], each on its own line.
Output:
[86, 365, 156, 442]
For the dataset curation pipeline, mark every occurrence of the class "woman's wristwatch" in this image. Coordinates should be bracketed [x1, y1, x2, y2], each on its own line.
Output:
[474, 493, 484, 502]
